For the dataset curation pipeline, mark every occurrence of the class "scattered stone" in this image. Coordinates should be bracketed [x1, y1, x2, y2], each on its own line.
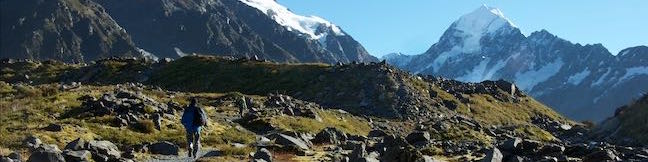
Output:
[152, 113, 162, 130]
[349, 142, 367, 162]
[0, 157, 12, 162]
[313, 127, 348, 144]
[23, 135, 42, 150]
[28, 145, 65, 162]
[405, 131, 430, 146]
[7, 152, 20, 161]
[63, 150, 92, 162]
[44, 123, 63, 132]
[65, 138, 88, 151]
[582, 150, 620, 162]
[481, 148, 503, 162]
[368, 129, 388, 137]
[499, 137, 521, 152]
[268, 133, 310, 151]
[148, 141, 179, 155]
[253, 148, 272, 162]
[87, 140, 121, 159]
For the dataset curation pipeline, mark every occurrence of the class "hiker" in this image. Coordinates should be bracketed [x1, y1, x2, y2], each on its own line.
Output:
[237, 96, 247, 118]
[181, 97, 208, 158]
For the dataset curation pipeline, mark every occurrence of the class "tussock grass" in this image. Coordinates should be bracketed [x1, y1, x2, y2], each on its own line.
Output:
[268, 109, 371, 136]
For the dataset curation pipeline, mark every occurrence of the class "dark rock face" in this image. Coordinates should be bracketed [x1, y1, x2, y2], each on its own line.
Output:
[148, 141, 179, 156]
[0, 0, 141, 63]
[93, 0, 377, 64]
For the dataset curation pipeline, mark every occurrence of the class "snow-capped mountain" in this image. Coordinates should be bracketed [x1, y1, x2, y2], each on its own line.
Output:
[93, 0, 376, 64]
[384, 5, 648, 122]
[1, 0, 376, 64]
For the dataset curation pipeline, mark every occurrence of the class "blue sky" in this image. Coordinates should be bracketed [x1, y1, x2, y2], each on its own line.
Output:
[279, 1, 648, 57]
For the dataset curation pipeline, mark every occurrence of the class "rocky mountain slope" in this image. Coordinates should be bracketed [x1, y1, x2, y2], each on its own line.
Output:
[1, 0, 377, 64]
[594, 93, 648, 146]
[0, 0, 144, 63]
[11, 56, 648, 161]
[384, 5, 648, 122]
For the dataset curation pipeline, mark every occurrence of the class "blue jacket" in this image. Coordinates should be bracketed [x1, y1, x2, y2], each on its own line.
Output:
[181, 105, 203, 133]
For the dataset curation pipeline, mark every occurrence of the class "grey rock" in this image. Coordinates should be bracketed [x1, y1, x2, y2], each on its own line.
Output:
[23, 135, 41, 150]
[87, 140, 121, 159]
[405, 131, 430, 146]
[499, 137, 521, 152]
[268, 133, 309, 151]
[481, 148, 503, 162]
[44, 124, 63, 132]
[253, 148, 272, 162]
[506, 155, 524, 162]
[540, 143, 565, 155]
[583, 150, 620, 162]
[0, 157, 12, 162]
[152, 113, 162, 130]
[313, 127, 348, 144]
[28, 145, 65, 162]
[148, 141, 179, 155]
[368, 129, 388, 137]
[63, 150, 92, 162]
[350, 142, 367, 162]
[8, 152, 21, 161]
[65, 138, 88, 151]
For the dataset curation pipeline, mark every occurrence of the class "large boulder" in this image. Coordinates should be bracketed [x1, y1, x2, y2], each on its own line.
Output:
[63, 150, 92, 162]
[28, 145, 65, 162]
[148, 141, 179, 155]
[313, 127, 348, 144]
[87, 140, 121, 159]
[405, 131, 430, 146]
[268, 133, 310, 151]
[481, 148, 503, 162]
[65, 138, 88, 151]
[253, 148, 273, 162]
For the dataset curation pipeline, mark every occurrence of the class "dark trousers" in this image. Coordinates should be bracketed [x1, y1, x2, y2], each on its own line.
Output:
[187, 131, 200, 158]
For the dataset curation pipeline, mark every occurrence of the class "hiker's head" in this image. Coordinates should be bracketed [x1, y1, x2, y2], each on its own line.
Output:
[190, 97, 198, 106]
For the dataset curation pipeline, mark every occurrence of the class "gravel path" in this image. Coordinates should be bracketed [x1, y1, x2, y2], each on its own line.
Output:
[146, 148, 222, 162]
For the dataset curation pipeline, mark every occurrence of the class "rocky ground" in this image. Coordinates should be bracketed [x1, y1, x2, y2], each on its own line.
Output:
[1, 57, 647, 162]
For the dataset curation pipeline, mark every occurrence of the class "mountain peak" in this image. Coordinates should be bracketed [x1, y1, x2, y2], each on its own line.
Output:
[239, 0, 345, 40]
[453, 5, 517, 34]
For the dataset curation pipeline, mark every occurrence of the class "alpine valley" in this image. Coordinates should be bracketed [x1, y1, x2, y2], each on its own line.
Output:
[1, 1, 647, 162]
[384, 5, 648, 123]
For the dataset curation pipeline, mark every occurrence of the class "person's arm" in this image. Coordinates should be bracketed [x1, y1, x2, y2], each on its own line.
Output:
[180, 108, 190, 126]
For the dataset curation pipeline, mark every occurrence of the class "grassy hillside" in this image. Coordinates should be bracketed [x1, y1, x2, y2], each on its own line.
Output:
[1, 56, 574, 148]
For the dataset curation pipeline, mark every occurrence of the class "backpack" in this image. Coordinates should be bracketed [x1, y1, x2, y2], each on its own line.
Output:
[192, 106, 208, 126]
